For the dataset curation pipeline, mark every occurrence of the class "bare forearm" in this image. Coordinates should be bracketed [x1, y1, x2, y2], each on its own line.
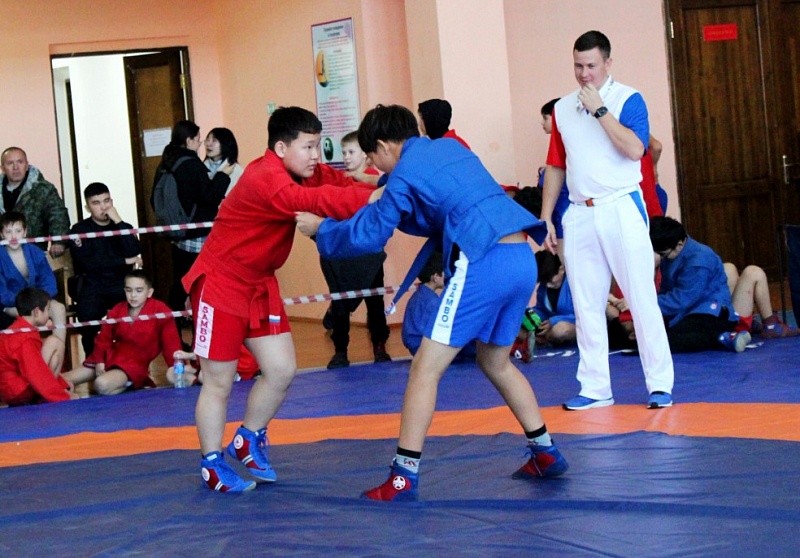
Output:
[541, 166, 566, 222]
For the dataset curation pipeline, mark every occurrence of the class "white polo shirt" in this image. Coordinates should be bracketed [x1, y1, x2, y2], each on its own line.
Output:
[547, 76, 649, 202]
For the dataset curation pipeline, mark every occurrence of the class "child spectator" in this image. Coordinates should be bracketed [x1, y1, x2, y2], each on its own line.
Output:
[62, 270, 182, 395]
[724, 263, 799, 338]
[69, 182, 142, 357]
[402, 252, 445, 355]
[0, 287, 75, 405]
[649, 216, 751, 352]
[0, 211, 67, 370]
[508, 248, 576, 363]
[532, 250, 576, 346]
[537, 98, 570, 245]
[319, 131, 390, 369]
[417, 99, 471, 149]
[340, 130, 381, 185]
[402, 251, 477, 359]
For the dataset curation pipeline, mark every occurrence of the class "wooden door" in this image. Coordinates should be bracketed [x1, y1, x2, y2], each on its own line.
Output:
[124, 49, 193, 303]
[775, 0, 800, 222]
[666, 0, 800, 276]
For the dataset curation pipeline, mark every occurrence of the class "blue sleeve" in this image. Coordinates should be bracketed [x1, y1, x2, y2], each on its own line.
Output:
[619, 93, 649, 151]
[657, 264, 711, 318]
[402, 287, 436, 355]
[533, 283, 553, 320]
[317, 179, 415, 259]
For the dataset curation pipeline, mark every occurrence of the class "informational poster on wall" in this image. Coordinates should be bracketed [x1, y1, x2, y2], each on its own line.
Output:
[311, 17, 361, 169]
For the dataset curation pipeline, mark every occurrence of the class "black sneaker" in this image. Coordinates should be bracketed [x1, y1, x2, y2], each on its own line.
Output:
[373, 343, 392, 363]
[327, 352, 350, 369]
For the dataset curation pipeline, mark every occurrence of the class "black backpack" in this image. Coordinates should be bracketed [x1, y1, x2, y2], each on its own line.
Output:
[152, 156, 195, 240]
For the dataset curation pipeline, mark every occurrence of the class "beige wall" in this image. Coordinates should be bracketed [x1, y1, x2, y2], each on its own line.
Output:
[1, 0, 678, 327]
[0, 0, 225, 190]
[211, 0, 418, 323]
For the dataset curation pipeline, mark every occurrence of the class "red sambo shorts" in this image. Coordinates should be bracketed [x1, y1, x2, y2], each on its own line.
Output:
[189, 275, 291, 361]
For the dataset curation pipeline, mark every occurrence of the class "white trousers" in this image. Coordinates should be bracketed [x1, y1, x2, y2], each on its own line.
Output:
[562, 190, 674, 399]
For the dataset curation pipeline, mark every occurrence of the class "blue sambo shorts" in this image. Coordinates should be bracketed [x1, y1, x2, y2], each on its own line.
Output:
[427, 242, 537, 348]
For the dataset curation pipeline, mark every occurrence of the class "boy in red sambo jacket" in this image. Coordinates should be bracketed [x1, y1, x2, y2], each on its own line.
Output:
[0, 287, 75, 405]
[63, 270, 182, 395]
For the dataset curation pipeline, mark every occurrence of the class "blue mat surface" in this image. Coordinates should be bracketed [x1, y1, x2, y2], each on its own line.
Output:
[2, 336, 800, 443]
[1, 433, 798, 556]
[1, 336, 799, 556]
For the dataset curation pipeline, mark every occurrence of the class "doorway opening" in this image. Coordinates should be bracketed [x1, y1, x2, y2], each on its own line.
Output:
[51, 47, 193, 302]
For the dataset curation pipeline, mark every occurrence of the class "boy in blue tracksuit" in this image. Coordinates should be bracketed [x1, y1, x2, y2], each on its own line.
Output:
[649, 216, 750, 352]
[532, 250, 576, 346]
[296, 104, 568, 502]
[402, 251, 476, 360]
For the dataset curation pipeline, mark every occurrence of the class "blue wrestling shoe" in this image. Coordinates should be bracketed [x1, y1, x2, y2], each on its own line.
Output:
[718, 331, 751, 353]
[361, 461, 419, 502]
[647, 391, 673, 409]
[227, 426, 277, 482]
[200, 451, 256, 493]
[563, 395, 614, 411]
[512, 443, 569, 479]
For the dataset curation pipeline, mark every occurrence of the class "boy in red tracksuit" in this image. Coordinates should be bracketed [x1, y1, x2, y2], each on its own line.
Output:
[182, 107, 374, 493]
[63, 270, 182, 395]
[0, 288, 74, 405]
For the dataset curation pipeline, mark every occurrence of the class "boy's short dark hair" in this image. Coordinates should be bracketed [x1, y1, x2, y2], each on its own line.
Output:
[341, 131, 359, 145]
[125, 269, 152, 289]
[418, 251, 444, 283]
[535, 250, 562, 284]
[83, 182, 110, 201]
[267, 107, 323, 150]
[15, 287, 50, 316]
[0, 211, 26, 230]
[513, 187, 543, 219]
[574, 30, 611, 59]
[541, 98, 560, 117]
[649, 216, 687, 253]
[417, 99, 452, 140]
[358, 104, 420, 154]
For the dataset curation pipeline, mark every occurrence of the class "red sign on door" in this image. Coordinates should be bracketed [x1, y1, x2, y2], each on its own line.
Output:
[703, 23, 738, 42]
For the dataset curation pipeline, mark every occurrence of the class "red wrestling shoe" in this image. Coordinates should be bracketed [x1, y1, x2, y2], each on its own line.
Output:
[512, 443, 569, 479]
[361, 462, 419, 501]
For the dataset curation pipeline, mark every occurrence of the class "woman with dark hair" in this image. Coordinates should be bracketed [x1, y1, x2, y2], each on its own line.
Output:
[154, 120, 232, 312]
[204, 127, 244, 195]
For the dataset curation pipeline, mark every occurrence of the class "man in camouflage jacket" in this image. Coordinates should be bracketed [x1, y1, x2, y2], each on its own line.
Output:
[1, 147, 70, 257]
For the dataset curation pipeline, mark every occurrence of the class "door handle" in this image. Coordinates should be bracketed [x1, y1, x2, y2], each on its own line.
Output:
[784, 154, 800, 185]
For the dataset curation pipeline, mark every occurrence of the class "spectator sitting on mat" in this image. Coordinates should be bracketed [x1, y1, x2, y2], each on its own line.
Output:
[0, 287, 76, 405]
[62, 270, 182, 395]
[0, 211, 67, 371]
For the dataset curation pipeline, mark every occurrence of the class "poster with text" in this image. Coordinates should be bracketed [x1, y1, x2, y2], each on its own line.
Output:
[312, 17, 361, 170]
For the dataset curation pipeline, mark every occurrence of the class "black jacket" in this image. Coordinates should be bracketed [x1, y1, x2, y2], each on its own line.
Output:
[154, 145, 230, 239]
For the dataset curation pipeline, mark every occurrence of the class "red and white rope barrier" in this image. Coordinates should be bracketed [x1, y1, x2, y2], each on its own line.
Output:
[0, 284, 416, 334]
[0, 221, 216, 246]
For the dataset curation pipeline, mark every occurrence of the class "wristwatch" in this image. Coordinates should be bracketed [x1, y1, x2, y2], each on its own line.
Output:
[593, 106, 608, 118]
